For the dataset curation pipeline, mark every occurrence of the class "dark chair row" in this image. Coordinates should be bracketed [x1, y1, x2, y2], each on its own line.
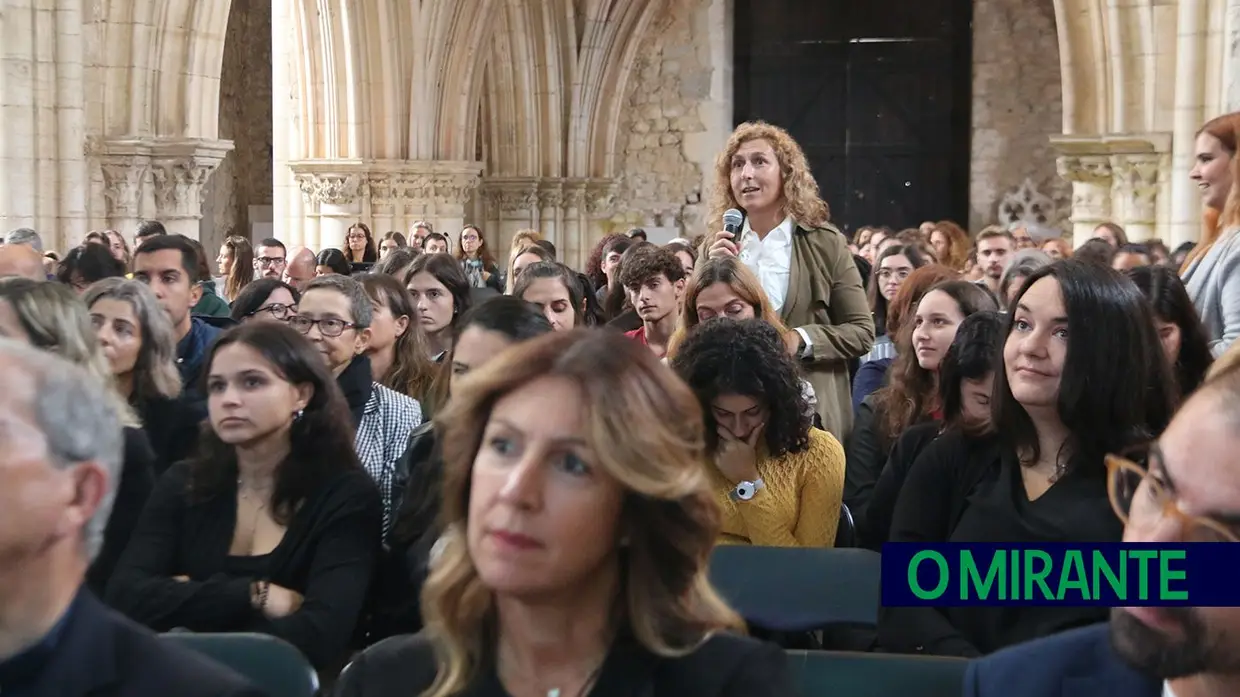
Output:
[163, 633, 968, 697]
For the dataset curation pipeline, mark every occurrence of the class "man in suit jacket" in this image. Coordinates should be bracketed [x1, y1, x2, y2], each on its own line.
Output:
[966, 368, 1240, 697]
[0, 340, 264, 696]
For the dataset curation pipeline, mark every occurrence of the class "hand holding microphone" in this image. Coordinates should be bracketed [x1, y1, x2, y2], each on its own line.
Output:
[708, 209, 745, 260]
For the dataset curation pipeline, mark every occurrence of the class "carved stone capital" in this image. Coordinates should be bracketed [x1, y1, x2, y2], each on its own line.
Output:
[481, 178, 540, 213]
[99, 162, 148, 218]
[584, 178, 619, 216]
[150, 161, 214, 218]
[562, 180, 589, 211]
[538, 182, 564, 209]
[88, 136, 232, 222]
[1055, 155, 1113, 185]
[433, 172, 481, 207]
[296, 173, 364, 206]
[1110, 153, 1165, 224]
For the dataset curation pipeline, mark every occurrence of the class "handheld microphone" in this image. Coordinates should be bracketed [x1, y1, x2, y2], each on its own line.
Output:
[722, 209, 744, 235]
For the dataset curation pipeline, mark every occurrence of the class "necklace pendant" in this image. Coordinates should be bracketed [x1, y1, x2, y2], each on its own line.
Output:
[547, 690, 560, 697]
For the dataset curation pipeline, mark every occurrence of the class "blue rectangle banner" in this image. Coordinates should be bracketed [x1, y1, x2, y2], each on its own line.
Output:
[881, 543, 1240, 607]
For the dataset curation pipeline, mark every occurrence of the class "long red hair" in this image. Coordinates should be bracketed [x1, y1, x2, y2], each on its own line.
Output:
[1184, 112, 1240, 269]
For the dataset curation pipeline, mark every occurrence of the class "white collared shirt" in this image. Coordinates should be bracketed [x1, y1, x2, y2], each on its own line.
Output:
[737, 215, 813, 357]
[738, 215, 794, 312]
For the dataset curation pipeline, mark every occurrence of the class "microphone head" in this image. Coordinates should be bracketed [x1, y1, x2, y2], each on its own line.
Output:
[722, 209, 744, 230]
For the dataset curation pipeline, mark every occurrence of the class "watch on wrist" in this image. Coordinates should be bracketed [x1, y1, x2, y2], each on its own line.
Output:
[732, 478, 765, 501]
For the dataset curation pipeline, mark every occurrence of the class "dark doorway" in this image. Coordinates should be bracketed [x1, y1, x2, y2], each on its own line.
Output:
[733, 0, 972, 236]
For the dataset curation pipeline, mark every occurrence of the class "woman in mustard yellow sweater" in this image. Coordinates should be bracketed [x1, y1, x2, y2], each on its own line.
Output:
[671, 317, 845, 547]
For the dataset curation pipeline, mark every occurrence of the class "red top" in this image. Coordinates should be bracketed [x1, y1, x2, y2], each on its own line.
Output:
[624, 326, 647, 345]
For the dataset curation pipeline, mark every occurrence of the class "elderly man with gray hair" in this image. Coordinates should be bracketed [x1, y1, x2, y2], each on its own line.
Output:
[4, 227, 44, 253]
[0, 340, 263, 696]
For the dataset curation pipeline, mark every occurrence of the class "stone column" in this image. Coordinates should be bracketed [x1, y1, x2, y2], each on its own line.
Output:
[580, 178, 618, 268]
[1225, 0, 1240, 111]
[562, 182, 588, 268]
[1, 0, 88, 247]
[430, 169, 482, 237]
[537, 181, 564, 244]
[1054, 154, 1113, 246]
[480, 177, 541, 250]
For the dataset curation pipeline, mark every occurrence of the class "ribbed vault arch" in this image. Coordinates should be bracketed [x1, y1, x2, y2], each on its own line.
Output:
[92, 0, 234, 138]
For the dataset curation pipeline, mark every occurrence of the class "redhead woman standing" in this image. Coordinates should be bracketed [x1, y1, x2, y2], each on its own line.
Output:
[703, 121, 874, 437]
[1182, 111, 1240, 355]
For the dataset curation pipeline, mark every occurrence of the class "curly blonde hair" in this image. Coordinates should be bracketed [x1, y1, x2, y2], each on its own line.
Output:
[421, 330, 745, 697]
[707, 121, 830, 234]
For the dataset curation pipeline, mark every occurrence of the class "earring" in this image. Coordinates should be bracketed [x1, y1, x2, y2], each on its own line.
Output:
[293, 408, 304, 422]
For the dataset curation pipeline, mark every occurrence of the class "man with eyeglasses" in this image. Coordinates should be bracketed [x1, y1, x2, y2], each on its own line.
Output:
[965, 368, 1240, 697]
[253, 237, 287, 280]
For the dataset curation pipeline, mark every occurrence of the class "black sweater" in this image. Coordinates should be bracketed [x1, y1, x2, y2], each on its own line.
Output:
[854, 420, 942, 549]
[104, 461, 384, 670]
[877, 431, 1121, 657]
[86, 427, 156, 594]
[334, 631, 796, 697]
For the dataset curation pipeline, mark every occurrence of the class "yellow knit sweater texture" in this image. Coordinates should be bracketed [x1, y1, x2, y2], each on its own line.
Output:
[712, 428, 845, 548]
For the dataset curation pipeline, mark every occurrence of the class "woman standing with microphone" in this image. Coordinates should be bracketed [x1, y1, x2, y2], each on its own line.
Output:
[703, 121, 874, 437]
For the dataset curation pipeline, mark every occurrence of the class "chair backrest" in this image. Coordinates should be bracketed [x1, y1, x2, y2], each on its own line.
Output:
[161, 631, 319, 697]
[834, 502, 856, 548]
[786, 650, 967, 697]
[708, 546, 880, 633]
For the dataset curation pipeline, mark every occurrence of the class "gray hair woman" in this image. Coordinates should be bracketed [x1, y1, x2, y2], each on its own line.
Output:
[84, 277, 199, 472]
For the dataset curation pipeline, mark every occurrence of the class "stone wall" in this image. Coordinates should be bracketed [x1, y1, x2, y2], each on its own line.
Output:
[204, 0, 274, 251]
[969, 0, 1070, 233]
[611, 0, 717, 237]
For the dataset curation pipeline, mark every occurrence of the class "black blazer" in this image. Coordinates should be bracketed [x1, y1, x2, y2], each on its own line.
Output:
[964, 623, 1159, 697]
[87, 427, 157, 595]
[370, 422, 441, 640]
[334, 631, 798, 697]
[23, 590, 264, 697]
[105, 462, 383, 670]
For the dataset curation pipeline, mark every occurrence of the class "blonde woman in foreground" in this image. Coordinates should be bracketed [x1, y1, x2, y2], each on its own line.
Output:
[334, 330, 796, 697]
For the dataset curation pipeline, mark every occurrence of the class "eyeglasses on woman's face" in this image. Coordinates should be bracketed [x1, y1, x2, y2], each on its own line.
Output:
[1105, 445, 1240, 543]
[288, 315, 356, 338]
[246, 303, 296, 322]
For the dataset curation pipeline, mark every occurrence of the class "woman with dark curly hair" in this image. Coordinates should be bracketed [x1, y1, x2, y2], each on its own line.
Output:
[670, 318, 845, 547]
